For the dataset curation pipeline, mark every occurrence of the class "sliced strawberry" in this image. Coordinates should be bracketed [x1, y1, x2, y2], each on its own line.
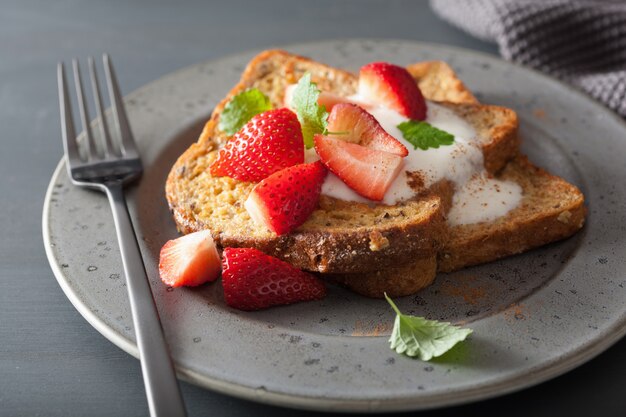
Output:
[159, 230, 221, 287]
[359, 62, 427, 120]
[327, 103, 408, 157]
[245, 162, 327, 235]
[283, 84, 351, 112]
[210, 108, 304, 182]
[314, 135, 403, 201]
[222, 247, 327, 311]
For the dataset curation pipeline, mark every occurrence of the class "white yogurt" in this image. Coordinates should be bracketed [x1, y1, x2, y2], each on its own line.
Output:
[447, 174, 522, 226]
[314, 96, 522, 225]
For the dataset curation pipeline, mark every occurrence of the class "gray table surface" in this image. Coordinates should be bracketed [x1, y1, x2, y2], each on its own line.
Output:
[2, 0, 625, 416]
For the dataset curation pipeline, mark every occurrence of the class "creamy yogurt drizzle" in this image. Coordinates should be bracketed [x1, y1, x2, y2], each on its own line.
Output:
[306, 96, 522, 226]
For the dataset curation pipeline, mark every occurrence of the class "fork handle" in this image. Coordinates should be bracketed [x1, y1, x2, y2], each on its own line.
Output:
[105, 181, 187, 417]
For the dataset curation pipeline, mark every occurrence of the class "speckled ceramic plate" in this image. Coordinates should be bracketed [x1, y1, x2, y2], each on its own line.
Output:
[43, 40, 626, 412]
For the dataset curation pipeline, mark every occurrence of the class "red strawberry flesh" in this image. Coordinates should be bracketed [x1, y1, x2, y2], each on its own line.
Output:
[210, 108, 304, 182]
[327, 103, 408, 157]
[245, 162, 327, 235]
[314, 135, 403, 201]
[159, 230, 221, 287]
[359, 62, 427, 120]
[221, 247, 327, 311]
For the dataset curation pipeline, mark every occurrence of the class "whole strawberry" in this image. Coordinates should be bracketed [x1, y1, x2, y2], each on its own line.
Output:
[210, 108, 304, 182]
[359, 62, 427, 120]
[222, 248, 327, 311]
[245, 162, 327, 235]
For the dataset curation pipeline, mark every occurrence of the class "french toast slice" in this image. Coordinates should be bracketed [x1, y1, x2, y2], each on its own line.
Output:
[165, 50, 519, 274]
[438, 155, 586, 272]
[327, 155, 585, 297]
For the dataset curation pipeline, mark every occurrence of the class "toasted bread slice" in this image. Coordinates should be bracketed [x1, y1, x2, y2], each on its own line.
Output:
[166, 50, 519, 274]
[438, 155, 586, 272]
[334, 155, 586, 298]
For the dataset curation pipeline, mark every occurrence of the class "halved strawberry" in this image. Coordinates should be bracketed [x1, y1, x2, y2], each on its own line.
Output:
[245, 162, 327, 235]
[222, 247, 327, 311]
[159, 230, 221, 287]
[359, 62, 427, 120]
[327, 103, 408, 157]
[283, 84, 349, 112]
[314, 135, 403, 201]
[210, 108, 304, 182]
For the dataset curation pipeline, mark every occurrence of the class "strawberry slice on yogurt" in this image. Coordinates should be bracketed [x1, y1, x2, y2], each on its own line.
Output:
[326, 103, 408, 157]
[314, 135, 403, 202]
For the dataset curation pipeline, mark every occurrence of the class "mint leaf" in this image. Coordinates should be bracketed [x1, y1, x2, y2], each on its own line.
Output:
[385, 294, 472, 361]
[218, 88, 272, 135]
[397, 120, 455, 151]
[291, 73, 328, 149]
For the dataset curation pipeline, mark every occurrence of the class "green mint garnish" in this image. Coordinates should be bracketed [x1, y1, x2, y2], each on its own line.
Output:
[397, 120, 455, 150]
[291, 73, 329, 149]
[218, 88, 272, 135]
[385, 293, 472, 361]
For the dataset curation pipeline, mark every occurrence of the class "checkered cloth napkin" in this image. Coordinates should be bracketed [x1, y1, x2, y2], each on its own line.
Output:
[430, 0, 626, 117]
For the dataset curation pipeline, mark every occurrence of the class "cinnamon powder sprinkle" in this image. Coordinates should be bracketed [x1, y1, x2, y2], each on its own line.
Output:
[439, 274, 488, 305]
[406, 170, 425, 192]
[351, 319, 393, 336]
[504, 303, 528, 321]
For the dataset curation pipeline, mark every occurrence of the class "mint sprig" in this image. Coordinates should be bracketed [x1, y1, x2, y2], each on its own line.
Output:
[291, 73, 329, 149]
[385, 293, 472, 361]
[218, 88, 272, 135]
[397, 120, 455, 151]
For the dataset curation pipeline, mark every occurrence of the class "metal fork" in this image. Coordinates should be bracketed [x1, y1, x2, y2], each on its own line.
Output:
[57, 55, 186, 417]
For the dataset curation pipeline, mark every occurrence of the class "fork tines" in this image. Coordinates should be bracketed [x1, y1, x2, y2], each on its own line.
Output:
[57, 54, 138, 166]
